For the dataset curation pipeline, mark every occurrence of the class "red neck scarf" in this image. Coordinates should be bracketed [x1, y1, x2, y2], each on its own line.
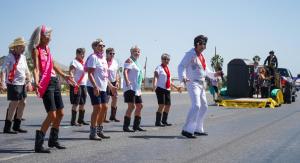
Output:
[161, 64, 171, 89]
[74, 58, 85, 94]
[107, 59, 113, 68]
[8, 54, 21, 83]
[76, 58, 84, 65]
[198, 53, 206, 70]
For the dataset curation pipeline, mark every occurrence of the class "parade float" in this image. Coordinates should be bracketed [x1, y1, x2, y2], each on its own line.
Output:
[217, 58, 297, 108]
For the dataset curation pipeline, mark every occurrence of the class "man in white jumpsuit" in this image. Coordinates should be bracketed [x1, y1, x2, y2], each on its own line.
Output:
[178, 35, 222, 138]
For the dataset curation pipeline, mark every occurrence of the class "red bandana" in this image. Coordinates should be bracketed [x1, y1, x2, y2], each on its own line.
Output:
[8, 54, 21, 83]
[161, 64, 171, 89]
[76, 58, 84, 65]
[198, 53, 206, 70]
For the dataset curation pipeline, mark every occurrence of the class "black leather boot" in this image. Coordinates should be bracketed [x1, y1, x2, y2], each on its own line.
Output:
[97, 125, 110, 139]
[48, 128, 66, 149]
[71, 110, 77, 126]
[78, 110, 89, 125]
[109, 107, 120, 122]
[133, 116, 146, 132]
[155, 112, 165, 127]
[12, 119, 27, 133]
[89, 126, 102, 140]
[34, 130, 51, 153]
[162, 112, 172, 126]
[3, 120, 17, 134]
[123, 116, 134, 132]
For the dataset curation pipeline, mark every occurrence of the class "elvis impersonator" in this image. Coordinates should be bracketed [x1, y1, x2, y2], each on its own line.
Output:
[178, 35, 223, 138]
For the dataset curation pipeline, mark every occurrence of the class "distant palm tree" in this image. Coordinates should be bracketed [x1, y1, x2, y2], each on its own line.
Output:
[210, 54, 224, 71]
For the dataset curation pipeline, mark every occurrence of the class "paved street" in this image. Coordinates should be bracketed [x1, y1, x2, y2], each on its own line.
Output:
[0, 92, 300, 163]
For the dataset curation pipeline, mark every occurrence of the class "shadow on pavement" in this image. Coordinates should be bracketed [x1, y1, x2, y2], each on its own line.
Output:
[23, 124, 70, 127]
[25, 137, 89, 141]
[73, 130, 124, 133]
[113, 124, 157, 128]
[128, 135, 185, 139]
[0, 149, 34, 154]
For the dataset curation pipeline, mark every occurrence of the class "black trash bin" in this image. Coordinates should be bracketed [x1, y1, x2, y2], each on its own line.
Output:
[227, 58, 254, 97]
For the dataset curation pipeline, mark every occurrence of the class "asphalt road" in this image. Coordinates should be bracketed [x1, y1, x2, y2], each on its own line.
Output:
[0, 91, 300, 163]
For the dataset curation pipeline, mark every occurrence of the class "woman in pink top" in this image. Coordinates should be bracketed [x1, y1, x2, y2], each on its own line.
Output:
[29, 25, 74, 153]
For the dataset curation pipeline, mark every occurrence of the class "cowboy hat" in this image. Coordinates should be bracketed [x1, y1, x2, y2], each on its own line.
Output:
[9, 37, 26, 49]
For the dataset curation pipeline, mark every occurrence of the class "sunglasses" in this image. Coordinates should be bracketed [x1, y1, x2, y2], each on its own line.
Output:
[197, 41, 206, 46]
[109, 53, 115, 55]
[97, 44, 105, 47]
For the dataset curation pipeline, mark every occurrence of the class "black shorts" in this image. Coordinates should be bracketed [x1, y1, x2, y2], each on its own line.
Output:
[124, 90, 142, 104]
[106, 81, 117, 96]
[155, 87, 171, 105]
[7, 84, 27, 101]
[87, 86, 108, 105]
[42, 77, 64, 112]
[70, 85, 87, 105]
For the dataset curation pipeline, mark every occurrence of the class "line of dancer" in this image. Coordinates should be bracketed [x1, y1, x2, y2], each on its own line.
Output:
[0, 24, 223, 153]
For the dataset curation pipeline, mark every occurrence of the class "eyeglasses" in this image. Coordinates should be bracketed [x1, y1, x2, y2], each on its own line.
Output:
[162, 58, 170, 61]
[197, 42, 206, 46]
[109, 53, 115, 55]
[97, 44, 105, 48]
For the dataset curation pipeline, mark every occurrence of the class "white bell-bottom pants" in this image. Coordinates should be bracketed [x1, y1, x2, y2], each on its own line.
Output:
[182, 82, 208, 134]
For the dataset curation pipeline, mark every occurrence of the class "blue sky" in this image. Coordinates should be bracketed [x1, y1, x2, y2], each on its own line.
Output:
[1, 0, 300, 76]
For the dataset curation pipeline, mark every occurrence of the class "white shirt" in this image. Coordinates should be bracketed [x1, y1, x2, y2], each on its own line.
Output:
[70, 59, 87, 86]
[107, 59, 119, 82]
[155, 65, 172, 90]
[86, 53, 108, 91]
[2, 53, 29, 85]
[178, 48, 216, 83]
[122, 58, 142, 95]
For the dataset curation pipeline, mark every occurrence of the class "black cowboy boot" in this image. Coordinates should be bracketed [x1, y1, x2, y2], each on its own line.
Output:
[77, 110, 89, 125]
[162, 112, 172, 126]
[71, 110, 77, 126]
[89, 126, 102, 140]
[109, 107, 120, 122]
[3, 120, 17, 134]
[155, 112, 165, 127]
[48, 128, 66, 149]
[123, 116, 134, 132]
[133, 116, 146, 132]
[12, 119, 27, 133]
[97, 125, 110, 139]
[34, 130, 51, 153]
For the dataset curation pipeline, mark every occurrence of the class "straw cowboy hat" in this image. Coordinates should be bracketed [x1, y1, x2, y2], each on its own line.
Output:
[9, 37, 26, 49]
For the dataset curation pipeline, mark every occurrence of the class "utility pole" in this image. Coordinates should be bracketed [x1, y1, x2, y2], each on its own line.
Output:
[215, 46, 217, 56]
[143, 56, 147, 89]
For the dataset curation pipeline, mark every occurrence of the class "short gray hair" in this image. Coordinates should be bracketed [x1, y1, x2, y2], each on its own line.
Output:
[130, 45, 140, 54]
[161, 53, 170, 60]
